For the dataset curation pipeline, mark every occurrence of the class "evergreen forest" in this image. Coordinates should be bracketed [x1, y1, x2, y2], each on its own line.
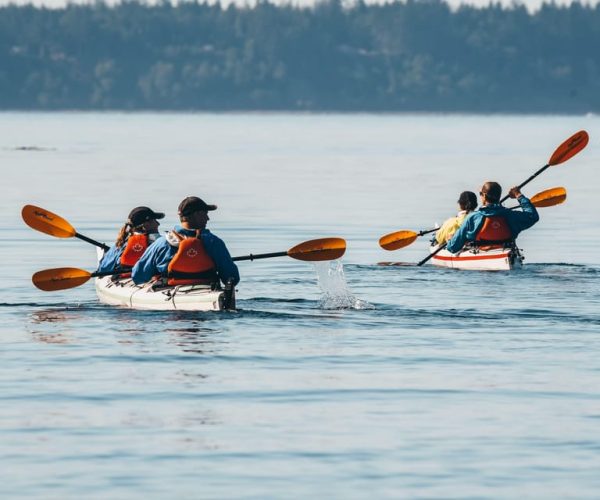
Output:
[1, 0, 599, 111]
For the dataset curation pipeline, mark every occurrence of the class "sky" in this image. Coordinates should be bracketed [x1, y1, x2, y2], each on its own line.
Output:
[0, 0, 595, 11]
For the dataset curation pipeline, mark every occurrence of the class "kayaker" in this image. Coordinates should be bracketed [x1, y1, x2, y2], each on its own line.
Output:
[97, 206, 164, 273]
[131, 196, 240, 287]
[435, 191, 478, 244]
[446, 182, 539, 254]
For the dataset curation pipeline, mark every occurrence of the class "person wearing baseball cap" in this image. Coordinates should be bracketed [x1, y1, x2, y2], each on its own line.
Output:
[446, 182, 539, 254]
[97, 206, 165, 274]
[132, 196, 239, 287]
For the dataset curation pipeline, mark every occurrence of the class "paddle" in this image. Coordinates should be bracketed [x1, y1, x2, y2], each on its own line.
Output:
[232, 237, 346, 262]
[508, 186, 566, 209]
[22, 205, 110, 251]
[32, 237, 347, 291]
[380, 187, 568, 251]
[416, 130, 588, 267]
[499, 131, 588, 204]
[32, 267, 115, 292]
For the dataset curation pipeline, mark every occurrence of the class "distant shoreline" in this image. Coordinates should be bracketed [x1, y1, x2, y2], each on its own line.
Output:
[1, 1, 598, 113]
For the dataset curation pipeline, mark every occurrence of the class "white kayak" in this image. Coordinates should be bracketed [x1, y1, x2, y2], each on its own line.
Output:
[94, 275, 234, 311]
[94, 248, 234, 311]
[430, 244, 524, 271]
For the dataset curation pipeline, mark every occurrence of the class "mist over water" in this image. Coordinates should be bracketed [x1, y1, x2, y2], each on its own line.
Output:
[1, 113, 599, 497]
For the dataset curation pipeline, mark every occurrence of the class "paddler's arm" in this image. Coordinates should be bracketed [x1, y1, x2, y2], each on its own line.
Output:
[509, 187, 539, 231]
[202, 231, 240, 286]
[446, 212, 480, 254]
[96, 245, 122, 273]
[131, 238, 172, 285]
[435, 215, 460, 245]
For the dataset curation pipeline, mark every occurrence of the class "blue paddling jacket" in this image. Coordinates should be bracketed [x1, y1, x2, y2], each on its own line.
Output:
[446, 196, 539, 254]
[97, 244, 124, 273]
[131, 226, 240, 286]
[97, 233, 158, 273]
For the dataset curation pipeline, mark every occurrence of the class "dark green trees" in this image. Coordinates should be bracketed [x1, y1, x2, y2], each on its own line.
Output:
[0, 0, 598, 111]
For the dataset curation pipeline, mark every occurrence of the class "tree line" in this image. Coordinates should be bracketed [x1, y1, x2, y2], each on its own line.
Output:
[1, 0, 599, 112]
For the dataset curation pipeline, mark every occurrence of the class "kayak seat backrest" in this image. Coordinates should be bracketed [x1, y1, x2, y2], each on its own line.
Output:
[120, 234, 149, 268]
[167, 236, 218, 286]
[474, 216, 514, 249]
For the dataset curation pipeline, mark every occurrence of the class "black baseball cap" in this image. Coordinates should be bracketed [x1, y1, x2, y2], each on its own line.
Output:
[178, 196, 217, 216]
[127, 206, 165, 227]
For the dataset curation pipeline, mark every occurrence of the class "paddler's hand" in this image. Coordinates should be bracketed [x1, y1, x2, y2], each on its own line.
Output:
[508, 186, 522, 199]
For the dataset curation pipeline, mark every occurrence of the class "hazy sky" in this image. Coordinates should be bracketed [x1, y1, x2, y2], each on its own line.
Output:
[0, 0, 593, 11]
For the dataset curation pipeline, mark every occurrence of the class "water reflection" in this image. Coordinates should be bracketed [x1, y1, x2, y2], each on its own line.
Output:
[28, 307, 223, 354]
[28, 308, 81, 344]
[165, 323, 221, 354]
[31, 309, 82, 324]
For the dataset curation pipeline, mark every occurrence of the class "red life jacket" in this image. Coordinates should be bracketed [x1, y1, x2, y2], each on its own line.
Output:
[475, 216, 513, 248]
[120, 233, 149, 268]
[167, 233, 217, 286]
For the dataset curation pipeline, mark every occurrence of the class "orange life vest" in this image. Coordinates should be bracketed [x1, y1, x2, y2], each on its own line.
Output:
[475, 216, 513, 247]
[120, 233, 149, 268]
[167, 233, 217, 286]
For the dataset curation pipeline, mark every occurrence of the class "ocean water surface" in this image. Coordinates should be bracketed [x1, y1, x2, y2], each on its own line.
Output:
[1, 113, 600, 497]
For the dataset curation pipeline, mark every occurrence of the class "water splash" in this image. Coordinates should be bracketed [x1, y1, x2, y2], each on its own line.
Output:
[313, 260, 373, 310]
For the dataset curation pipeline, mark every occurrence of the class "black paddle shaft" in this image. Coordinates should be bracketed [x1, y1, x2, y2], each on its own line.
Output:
[417, 243, 445, 266]
[499, 163, 550, 204]
[232, 251, 288, 262]
[75, 232, 110, 251]
[90, 270, 119, 278]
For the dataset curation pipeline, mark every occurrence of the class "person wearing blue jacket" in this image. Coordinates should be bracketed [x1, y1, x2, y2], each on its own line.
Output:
[132, 196, 240, 286]
[97, 206, 164, 273]
[446, 181, 539, 254]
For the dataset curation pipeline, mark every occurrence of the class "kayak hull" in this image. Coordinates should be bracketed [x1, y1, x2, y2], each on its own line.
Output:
[430, 244, 523, 271]
[95, 247, 234, 311]
[95, 276, 232, 311]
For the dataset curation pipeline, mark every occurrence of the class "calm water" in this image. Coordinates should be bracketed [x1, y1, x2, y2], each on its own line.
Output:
[1, 113, 600, 498]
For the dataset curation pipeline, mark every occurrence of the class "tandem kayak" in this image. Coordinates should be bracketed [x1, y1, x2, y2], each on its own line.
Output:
[429, 244, 524, 271]
[94, 248, 235, 311]
[94, 275, 235, 311]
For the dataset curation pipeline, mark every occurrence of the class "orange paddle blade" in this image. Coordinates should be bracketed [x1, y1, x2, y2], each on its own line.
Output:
[379, 230, 419, 251]
[22, 205, 76, 238]
[32, 267, 92, 291]
[287, 237, 346, 261]
[548, 130, 589, 166]
[530, 187, 567, 208]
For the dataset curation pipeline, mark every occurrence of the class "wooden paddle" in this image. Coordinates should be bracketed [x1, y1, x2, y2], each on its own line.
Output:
[380, 187, 567, 251]
[32, 237, 347, 291]
[22, 205, 110, 251]
[417, 130, 588, 267]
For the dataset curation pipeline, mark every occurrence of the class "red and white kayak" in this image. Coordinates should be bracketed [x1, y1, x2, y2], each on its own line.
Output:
[430, 244, 524, 271]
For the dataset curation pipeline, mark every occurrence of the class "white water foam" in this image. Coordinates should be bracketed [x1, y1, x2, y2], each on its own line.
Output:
[313, 260, 373, 310]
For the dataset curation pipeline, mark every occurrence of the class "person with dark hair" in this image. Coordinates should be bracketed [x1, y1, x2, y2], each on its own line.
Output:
[446, 181, 539, 254]
[131, 196, 239, 287]
[435, 191, 478, 244]
[97, 206, 164, 273]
